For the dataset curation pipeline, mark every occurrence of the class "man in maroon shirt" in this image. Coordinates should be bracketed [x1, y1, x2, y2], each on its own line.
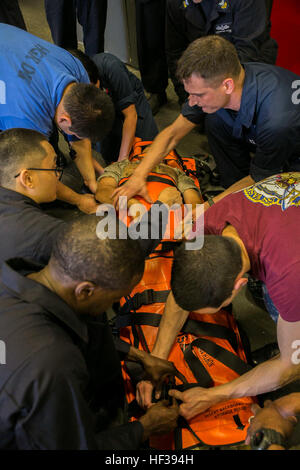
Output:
[136, 173, 300, 423]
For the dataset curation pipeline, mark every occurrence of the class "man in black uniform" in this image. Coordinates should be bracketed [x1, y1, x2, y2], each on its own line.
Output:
[69, 49, 158, 164]
[166, 0, 278, 104]
[135, 0, 169, 115]
[113, 35, 300, 204]
[44, 0, 107, 56]
[0, 215, 180, 449]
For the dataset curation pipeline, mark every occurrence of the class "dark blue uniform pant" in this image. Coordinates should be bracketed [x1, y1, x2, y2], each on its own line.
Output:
[135, 0, 169, 94]
[205, 114, 253, 189]
[44, 0, 107, 56]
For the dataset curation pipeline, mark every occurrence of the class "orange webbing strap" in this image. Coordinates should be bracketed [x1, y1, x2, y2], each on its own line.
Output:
[118, 250, 256, 449]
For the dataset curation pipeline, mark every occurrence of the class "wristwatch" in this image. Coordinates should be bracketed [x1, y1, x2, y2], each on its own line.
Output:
[250, 428, 287, 450]
[206, 196, 215, 207]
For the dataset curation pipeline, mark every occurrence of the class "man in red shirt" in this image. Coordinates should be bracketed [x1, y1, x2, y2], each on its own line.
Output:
[136, 173, 300, 422]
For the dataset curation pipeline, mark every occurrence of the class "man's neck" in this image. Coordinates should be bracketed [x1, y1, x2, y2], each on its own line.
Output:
[28, 265, 71, 305]
[225, 67, 245, 112]
[222, 224, 251, 273]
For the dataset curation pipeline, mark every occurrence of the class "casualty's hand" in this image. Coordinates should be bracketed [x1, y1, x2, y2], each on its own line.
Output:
[139, 398, 179, 440]
[158, 187, 183, 207]
[168, 386, 220, 420]
[112, 174, 153, 209]
[245, 401, 297, 446]
[76, 194, 99, 214]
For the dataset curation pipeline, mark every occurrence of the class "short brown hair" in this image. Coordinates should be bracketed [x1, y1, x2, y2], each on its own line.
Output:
[171, 235, 242, 310]
[176, 35, 242, 87]
[63, 84, 115, 142]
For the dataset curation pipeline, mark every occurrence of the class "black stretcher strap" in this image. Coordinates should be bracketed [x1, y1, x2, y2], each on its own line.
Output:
[183, 344, 214, 388]
[119, 290, 170, 315]
[119, 174, 177, 187]
[116, 311, 238, 353]
[182, 318, 238, 353]
[185, 338, 252, 381]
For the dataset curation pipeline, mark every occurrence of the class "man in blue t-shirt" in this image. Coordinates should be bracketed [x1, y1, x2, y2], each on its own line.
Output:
[112, 35, 300, 206]
[0, 24, 114, 214]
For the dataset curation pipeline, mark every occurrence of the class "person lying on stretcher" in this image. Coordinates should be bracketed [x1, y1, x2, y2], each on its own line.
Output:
[95, 158, 203, 212]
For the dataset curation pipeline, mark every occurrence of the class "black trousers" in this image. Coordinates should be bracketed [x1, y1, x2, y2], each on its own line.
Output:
[44, 0, 107, 56]
[135, 0, 169, 94]
[205, 114, 253, 189]
[0, 0, 26, 30]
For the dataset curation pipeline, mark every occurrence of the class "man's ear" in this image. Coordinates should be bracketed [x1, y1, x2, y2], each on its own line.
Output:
[223, 78, 235, 95]
[18, 169, 35, 189]
[57, 112, 72, 128]
[74, 281, 97, 301]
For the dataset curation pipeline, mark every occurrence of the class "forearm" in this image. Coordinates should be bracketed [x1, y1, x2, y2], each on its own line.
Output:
[127, 346, 149, 364]
[56, 181, 81, 206]
[134, 126, 184, 180]
[213, 355, 300, 404]
[71, 139, 97, 190]
[118, 114, 137, 161]
[151, 292, 189, 360]
[211, 175, 254, 205]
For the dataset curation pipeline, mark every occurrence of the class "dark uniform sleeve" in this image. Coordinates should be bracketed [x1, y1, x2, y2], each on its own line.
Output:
[93, 53, 137, 112]
[9, 343, 143, 450]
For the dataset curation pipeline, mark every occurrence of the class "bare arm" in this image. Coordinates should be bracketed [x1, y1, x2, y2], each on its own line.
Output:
[56, 181, 99, 214]
[152, 291, 189, 359]
[70, 138, 97, 193]
[207, 175, 255, 209]
[170, 316, 300, 420]
[118, 104, 138, 162]
[112, 115, 196, 204]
